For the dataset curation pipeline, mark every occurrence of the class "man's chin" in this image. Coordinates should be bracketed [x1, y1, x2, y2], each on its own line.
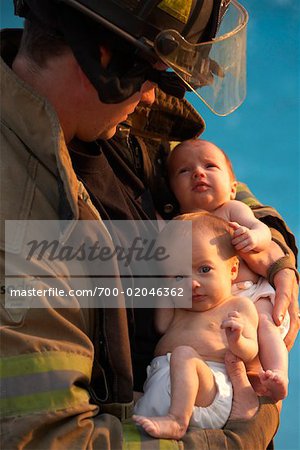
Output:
[101, 126, 117, 140]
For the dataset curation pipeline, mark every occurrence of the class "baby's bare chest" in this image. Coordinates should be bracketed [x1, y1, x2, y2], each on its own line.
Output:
[155, 312, 229, 359]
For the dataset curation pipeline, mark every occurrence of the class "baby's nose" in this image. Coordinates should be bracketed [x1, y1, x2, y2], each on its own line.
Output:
[192, 279, 201, 290]
[192, 166, 204, 179]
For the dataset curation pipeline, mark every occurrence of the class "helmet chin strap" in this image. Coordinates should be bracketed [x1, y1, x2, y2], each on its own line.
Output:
[147, 69, 190, 99]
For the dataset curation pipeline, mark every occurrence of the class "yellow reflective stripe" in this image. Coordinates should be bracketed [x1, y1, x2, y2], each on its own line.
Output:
[0, 351, 92, 378]
[0, 351, 92, 416]
[159, 439, 180, 450]
[122, 421, 180, 450]
[236, 182, 262, 208]
[0, 386, 90, 416]
[123, 422, 142, 450]
[158, 0, 193, 24]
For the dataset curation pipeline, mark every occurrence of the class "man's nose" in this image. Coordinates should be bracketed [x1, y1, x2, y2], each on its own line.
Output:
[139, 81, 156, 106]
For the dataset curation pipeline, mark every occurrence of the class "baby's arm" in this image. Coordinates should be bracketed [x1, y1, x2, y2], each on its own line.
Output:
[155, 297, 175, 335]
[228, 200, 272, 252]
[221, 297, 259, 363]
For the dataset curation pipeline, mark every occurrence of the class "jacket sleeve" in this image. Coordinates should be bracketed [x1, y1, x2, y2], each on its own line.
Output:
[236, 182, 299, 284]
[122, 398, 278, 450]
[0, 306, 124, 450]
[236, 182, 298, 261]
[181, 398, 278, 450]
[0, 245, 125, 450]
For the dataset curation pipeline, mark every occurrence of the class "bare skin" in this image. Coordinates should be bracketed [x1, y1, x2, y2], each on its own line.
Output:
[167, 141, 291, 400]
[259, 370, 287, 400]
[12, 48, 156, 144]
[133, 352, 260, 439]
[133, 413, 186, 440]
[133, 226, 259, 439]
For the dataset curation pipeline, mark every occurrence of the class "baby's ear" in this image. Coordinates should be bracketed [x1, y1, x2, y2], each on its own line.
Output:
[230, 256, 239, 281]
[230, 181, 237, 200]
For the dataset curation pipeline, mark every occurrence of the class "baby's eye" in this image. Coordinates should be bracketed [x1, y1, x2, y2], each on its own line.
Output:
[206, 163, 218, 169]
[198, 266, 211, 274]
[178, 167, 190, 174]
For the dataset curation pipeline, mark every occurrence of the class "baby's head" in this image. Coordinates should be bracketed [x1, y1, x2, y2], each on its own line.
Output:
[167, 139, 237, 213]
[157, 212, 239, 310]
[175, 211, 237, 260]
[176, 212, 239, 309]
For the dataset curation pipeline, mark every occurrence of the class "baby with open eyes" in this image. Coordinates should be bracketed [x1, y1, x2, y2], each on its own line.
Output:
[166, 139, 288, 402]
[133, 212, 259, 439]
[133, 140, 289, 440]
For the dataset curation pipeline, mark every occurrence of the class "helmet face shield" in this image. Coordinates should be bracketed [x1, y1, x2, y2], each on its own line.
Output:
[154, 0, 248, 116]
[14, 0, 248, 110]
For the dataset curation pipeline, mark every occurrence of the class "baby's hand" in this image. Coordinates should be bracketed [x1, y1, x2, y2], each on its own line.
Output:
[221, 311, 244, 345]
[229, 222, 258, 252]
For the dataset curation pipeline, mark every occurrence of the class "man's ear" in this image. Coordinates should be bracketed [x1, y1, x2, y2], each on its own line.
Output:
[99, 46, 111, 69]
[76, 45, 112, 91]
[230, 256, 239, 281]
[230, 181, 237, 200]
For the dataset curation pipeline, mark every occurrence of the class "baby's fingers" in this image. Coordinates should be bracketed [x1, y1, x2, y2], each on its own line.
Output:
[229, 221, 241, 231]
[236, 242, 255, 253]
[221, 319, 243, 332]
[233, 238, 254, 252]
[227, 311, 240, 319]
[232, 235, 247, 246]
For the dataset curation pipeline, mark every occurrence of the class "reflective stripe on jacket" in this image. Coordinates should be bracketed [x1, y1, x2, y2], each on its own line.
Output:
[0, 29, 130, 449]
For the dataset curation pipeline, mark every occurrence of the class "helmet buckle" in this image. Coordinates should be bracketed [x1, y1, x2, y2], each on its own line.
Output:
[156, 34, 178, 56]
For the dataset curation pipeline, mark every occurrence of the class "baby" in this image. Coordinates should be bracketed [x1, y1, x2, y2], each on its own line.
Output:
[166, 139, 289, 401]
[133, 212, 259, 439]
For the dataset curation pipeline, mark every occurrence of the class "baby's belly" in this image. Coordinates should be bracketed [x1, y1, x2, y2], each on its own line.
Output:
[154, 329, 227, 363]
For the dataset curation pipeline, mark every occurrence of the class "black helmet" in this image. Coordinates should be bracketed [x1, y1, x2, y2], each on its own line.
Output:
[14, 0, 248, 115]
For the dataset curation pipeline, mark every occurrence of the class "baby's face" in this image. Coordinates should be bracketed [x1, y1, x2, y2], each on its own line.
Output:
[190, 231, 236, 312]
[168, 141, 236, 213]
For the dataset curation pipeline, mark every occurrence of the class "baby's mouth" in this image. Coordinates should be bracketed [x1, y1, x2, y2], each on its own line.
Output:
[192, 182, 210, 192]
[192, 294, 204, 302]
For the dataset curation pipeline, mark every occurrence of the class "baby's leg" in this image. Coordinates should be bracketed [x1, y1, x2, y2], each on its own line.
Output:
[133, 346, 217, 439]
[256, 298, 288, 401]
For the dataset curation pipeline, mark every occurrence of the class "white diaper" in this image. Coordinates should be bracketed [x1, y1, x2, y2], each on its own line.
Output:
[232, 277, 290, 338]
[134, 354, 232, 429]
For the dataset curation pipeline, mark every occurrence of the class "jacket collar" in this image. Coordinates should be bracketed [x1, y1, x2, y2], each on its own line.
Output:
[126, 87, 205, 142]
[1, 28, 79, 221]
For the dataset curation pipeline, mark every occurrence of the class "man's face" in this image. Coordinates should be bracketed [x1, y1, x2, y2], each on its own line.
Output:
[97, 80, 156, 140]
[73, 43, 157, 142]
[168, 141, 236, 213]
[76, 79, 156, 142]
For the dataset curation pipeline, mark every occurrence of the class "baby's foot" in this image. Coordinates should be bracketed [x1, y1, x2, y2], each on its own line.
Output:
[132, 414, 187, 439]
[259, 369, 288, 401]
